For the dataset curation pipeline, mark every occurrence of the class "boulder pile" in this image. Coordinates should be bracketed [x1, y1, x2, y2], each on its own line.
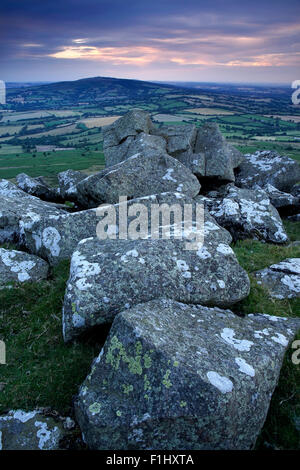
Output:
[0, 110, 299, 450]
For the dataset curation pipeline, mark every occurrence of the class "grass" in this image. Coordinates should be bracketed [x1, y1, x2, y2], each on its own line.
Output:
[0, 259, 101, 415]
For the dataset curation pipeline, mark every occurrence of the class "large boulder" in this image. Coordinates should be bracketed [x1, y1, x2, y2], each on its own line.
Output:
[76, 153, 201, 208]
[16, 173, 61, 203]
[62, 235, 249, 342]
[104, 133, 167, 168]
[0, 193, 63, 245]
[255, 258, 300, 299]
[194, 122, 243, 183]
[0, 248, 49, 284]
[199, 185, 289, 244]
[0, 410, 74, 450]
[103, 110, 154, 166]
[235, 150, 300, 192]
[74, 298, 300, 450]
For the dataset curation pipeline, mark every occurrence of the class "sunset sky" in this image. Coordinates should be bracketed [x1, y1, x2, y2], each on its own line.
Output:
[0, 0, 299, 83]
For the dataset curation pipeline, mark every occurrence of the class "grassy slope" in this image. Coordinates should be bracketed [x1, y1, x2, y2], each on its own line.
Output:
[0, 222, 299, 448]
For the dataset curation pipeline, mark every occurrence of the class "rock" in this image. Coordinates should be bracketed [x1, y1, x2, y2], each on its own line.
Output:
[0, 193, 63, 245]
[105, 133, 167, 168]
[0, 248, 49, 284]
[57, 169, 87, 202]
[235, 150, 300, 192]
[194, 122, 243, 182]
[152, 124, 197, 158]
[103, 110, 154, 166]
[74, 298, 300, 450]
[199, 185, 289, 244]
[255, 258, 300, 299]
[16, 173, 61, 203]
[0, 409, 74, 450]
[263, 184, 300, 216]
[290, 184, 300, 198]
[77, 152, 201, 208]
[62, 234, 249, 342]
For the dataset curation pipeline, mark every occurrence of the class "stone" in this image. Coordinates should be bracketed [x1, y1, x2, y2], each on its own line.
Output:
[0, 193, 63, 245]
[77, 152, 201, 207]
[104, 133, 167, 168]
[57, 169, 87, 202]
[74, 298, 300, 450]
[235, 150, 300, 192]
[0, 410, 71, 450]
[0, 248, 49, 284]
[152, 124, 197, 157]
[103, 110, 154, 152]
[262, 184, 300, 216]
[194, 122, 243, 182]
[199, 185, 289, 244]
[255, 258, 300, 299]
[62, 234, 249, 342]
[16, 173, 61, 203]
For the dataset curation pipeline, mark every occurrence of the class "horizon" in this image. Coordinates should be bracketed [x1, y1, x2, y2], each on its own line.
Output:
[1, 0, 299, 84]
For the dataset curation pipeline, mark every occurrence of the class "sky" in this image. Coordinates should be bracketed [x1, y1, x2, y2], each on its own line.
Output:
[0, 0, 299, 84]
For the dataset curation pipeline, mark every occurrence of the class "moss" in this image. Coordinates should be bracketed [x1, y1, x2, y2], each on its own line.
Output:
[162, 369, 172, 389]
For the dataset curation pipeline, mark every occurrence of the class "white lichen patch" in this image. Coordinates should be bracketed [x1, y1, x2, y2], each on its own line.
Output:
[196, 245, 211, 259]
[216, 244, 234, 256]
[271, 332, 288, 347]
[235, 357, 255, 377]
[72, 313, 86, 328]
[220, 328, 254, 352]
[42, 227, 61, 257]
[206, 371, 233, 394]
[162, 168, 177, 182]
[121, 249, 139, 263]
[34, 420, 60, 450]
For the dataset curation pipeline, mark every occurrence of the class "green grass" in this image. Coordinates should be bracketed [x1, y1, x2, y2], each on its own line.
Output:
[0, 260, 100, 415]
[231, 221, 300, 449]
[0, 149, 105, 182]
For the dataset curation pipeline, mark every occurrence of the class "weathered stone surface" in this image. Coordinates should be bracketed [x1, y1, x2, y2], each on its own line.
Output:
[262, 184, 300, 216]
[255, 258, 300, 299]
[0, 193, 63, 245]
[16, 173, 61, 203]
[74, 298, 300, 450]
[152, 124, 197, 157]
[77, 152, 201, 207]
[105, 132, 167, 168]
[194, 122, 243, 182]
[199, 185, 289, 244]
[103, 110, 154, 155]
[57, 169, 87, 202]
[0, 410, 72, 450]
[0, 248, 49, 284]
[62, 234, 249, 342]
[235, 150, 300, 192]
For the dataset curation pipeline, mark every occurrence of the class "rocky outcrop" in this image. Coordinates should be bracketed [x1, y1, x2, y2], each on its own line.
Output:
[263, 184, 300, 216]
[197, 185, 289, 244]
[103, 113, 242, 184]
[255, 258, 300, 299]
[235, 150, 300, 192]
[0, 248, 49, 284]
[74, 298, 300, 450]
[0, 410, 75, 450]
[62, 235, 249, 342]
[76, 152, 201, 208]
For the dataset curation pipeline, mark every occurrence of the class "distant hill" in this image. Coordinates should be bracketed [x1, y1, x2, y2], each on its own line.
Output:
[6, 76, 178, 109]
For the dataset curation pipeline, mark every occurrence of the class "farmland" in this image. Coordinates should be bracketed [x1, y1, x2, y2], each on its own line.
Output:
[0, 77, 299, 183]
